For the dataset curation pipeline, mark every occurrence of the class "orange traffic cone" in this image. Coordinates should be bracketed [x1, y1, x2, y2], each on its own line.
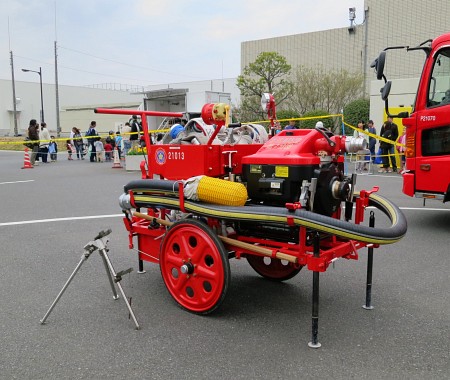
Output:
[22, 148, 33, 169]
[112, 147, 123, 168]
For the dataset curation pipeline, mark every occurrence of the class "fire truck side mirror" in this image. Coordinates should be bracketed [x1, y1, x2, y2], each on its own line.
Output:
[371, 51, 386, 80]
[381, 81, 391, 101]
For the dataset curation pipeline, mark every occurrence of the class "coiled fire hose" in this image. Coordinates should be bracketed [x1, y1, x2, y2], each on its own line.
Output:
[120, 178, 407, 246]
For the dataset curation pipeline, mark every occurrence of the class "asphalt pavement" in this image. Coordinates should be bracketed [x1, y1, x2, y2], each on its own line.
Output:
[0, 150, 449, 379]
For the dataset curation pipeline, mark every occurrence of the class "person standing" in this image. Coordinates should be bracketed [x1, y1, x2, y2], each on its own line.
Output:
[70, 127, 75, 147]
[28, 119, 40, 166]
[379, 121, 394, 172]
[94, 138, 104, 162]
[386, 116, 399, 172]
[48, 136, 58, 162]
[129, 115, 140, 149]
[39, 122, 51, 163]
[104, 140, 113, 161]
[122, 122, 132, 155]
[106, 131, 116, 149]
[367, 120, 377, 163]
[72, 127, 84, 160]
[115, 132, 123, 159]
[86, 121, 97, 162]
[353, 121, 369, 172]
[66, 140, 74, 160]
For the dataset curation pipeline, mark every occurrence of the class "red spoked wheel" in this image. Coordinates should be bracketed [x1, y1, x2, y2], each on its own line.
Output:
[160, 219, 230, 314]
[246, 255, 303, 281]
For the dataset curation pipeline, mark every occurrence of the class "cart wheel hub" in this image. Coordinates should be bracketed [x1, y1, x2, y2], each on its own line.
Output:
[180, 262, 194, 275]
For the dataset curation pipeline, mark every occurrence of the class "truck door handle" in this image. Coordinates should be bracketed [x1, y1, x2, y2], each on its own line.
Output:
[420, 164, 431, 171]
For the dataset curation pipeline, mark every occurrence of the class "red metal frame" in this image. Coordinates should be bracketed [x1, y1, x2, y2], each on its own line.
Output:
[95, 107, 263, 180]
[95, 103, 406, 348]
[97, 107, 373, 275]
[129, 200, 371, 272]
[96, 107, 377, 283]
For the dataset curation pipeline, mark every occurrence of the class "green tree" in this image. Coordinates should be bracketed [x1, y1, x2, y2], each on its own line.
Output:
[286, 66, 364, 115]
[343, 98, 370, 135]
[237, 52, 292, 121]
[276, 109, 301, 128]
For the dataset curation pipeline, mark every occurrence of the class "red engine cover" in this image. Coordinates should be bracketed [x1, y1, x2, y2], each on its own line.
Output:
[241, 129, 326, 166]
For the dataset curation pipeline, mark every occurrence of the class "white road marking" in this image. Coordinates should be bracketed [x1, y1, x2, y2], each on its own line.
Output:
[0, 180, 35, 185]
[0, 214, 123, 227]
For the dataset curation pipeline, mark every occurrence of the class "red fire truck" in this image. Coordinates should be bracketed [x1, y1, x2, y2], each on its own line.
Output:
[373, 33, 450, 203]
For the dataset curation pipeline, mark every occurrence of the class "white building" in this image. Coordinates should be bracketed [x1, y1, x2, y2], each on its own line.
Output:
[138, 78, 237, 129]
[142, 78, 239, 108]
[0, 79, 142, 136]
[0, 78, 237, 136]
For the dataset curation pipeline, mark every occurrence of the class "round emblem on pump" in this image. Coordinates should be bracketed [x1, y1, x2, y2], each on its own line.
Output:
[155, 148, 166, 165]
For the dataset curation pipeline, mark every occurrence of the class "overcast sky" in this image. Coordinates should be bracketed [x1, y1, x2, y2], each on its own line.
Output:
[1, 0, 364, 88]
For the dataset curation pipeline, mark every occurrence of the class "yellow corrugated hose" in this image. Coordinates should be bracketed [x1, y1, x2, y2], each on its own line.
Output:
[197, 177, 248, 206]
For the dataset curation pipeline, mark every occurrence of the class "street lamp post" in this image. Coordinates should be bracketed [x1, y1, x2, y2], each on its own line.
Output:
[22, 67, 44, 123]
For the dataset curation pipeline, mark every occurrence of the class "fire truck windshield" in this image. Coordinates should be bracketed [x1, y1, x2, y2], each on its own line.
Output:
[428, 49, 450, 107]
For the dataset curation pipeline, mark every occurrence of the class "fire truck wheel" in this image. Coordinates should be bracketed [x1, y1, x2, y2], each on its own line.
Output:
[246, 255, 303, 281]
[160, 219, 230, 314]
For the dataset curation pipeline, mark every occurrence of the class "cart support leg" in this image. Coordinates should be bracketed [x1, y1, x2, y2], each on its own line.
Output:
[138, 259, 145, 274]
[99, 249, 119, 300]
[363, 211, 375, 310]
[99, 247, 140, 330]
[308, 233, 321, 349]
[40, 253, 90, 325]
[40, 229, 140, 330]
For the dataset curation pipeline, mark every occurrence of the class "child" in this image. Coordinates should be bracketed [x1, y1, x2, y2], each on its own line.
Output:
[115, 132, 123, 160]
[66, 140, 74, 160]
[94, 138, 104, 162]
[104, 140, 113, 161]
[48, 136, 58, 162]
[354, 121, 369, 172]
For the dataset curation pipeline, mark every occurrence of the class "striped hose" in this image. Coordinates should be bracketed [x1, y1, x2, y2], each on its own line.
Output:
[120, 179, 407, 245]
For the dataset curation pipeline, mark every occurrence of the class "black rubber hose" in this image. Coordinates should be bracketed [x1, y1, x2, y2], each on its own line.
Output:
[124, 179, 180, 193]
[123, 179, 407, 245]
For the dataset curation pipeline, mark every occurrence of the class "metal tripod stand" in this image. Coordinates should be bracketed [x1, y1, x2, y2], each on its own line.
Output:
[40, 229, 140, 329]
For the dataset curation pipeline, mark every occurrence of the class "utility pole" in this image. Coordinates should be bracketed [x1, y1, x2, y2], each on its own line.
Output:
[363, 7, 370, 97]
[10, 51, 19, 136]
[55, 41, 61, 137]
[39, 67, 44, 123]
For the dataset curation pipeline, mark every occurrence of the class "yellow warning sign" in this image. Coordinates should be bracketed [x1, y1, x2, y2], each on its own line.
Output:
[275, 166, 289, 178]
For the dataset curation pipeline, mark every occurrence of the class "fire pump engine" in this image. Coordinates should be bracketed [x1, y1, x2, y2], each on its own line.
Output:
[95, 94, 407, 347]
